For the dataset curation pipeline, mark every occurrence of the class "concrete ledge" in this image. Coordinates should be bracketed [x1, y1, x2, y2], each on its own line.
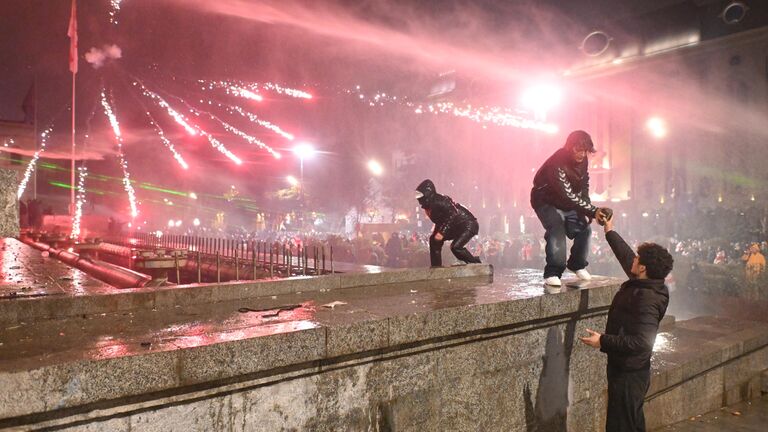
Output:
[0, 271, 620, 425]
[0, 264, 493, 325]
[645, 317, 768, 430]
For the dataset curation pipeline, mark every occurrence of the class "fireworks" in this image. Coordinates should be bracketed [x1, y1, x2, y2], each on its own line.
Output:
[201, 133, 242, 165]
[142, 110, 190, 169]
[70, 166, 88, 239]
[217, 118, 282, 159]
[199, 80, 299, 140]
[182, 102, 282, 159]
[134, 82, 197, 135]
[225, 104, 294, 140]
[100, 90, 139, 218]
[259, 82, 312, 99]
[109, 0, 123, 24]
[225, 86, 263, 102]
[416, 102, 559, 134]
[347, 86, 558, 134]
[134, 80, 243, 164]
[17, 127, 53, 199]
[202, 79, 311, 100]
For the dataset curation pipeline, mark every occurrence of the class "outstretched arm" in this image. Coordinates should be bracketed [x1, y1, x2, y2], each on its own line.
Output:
[604, 219, 635, 278]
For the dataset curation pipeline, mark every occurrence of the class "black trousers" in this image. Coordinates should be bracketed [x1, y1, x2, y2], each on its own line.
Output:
[606, 367, 650, 432]
[429, 220, 481, 267]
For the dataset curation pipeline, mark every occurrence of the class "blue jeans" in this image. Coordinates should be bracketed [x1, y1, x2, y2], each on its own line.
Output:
[534, 204, 591, 278]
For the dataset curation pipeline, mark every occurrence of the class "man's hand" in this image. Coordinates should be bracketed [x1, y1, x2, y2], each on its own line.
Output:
[595, 207, 613, 226]
[603, 214, 614, 233]
[434, 232, 444, 241]
[579, 329, 602, 348]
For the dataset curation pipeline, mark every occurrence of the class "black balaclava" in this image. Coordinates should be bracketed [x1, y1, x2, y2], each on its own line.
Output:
[415, 179, 437, 207]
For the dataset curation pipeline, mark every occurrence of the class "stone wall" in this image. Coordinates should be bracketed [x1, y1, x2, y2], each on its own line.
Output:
[0, 168, 18, 238]
[0, 278, 618, 431]
[48, 313, 610, 432]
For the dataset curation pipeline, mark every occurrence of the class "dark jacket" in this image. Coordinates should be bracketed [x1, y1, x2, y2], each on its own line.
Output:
[416, 180, 476, 237]
[601, 230, 670, 372]
[531, 148, 597, 218]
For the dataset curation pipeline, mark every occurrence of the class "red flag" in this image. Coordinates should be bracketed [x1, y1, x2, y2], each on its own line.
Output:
[67, 0, 78, 74]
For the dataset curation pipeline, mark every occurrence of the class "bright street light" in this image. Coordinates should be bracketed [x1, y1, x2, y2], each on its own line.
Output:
[520, 84, 562, 119]
[292, 143, 316, 160]
[646, 117, 667, 138]
[367, 159, 384, 176]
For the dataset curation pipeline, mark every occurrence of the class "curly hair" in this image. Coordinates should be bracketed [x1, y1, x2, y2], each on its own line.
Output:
[637, 243, 674, 280]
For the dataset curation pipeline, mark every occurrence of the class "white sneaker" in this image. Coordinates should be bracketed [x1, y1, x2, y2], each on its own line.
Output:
[544, 276, 562, 286]
[574, 269, 592, 281]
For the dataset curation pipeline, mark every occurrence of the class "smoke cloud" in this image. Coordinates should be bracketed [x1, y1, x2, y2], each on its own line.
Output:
[85, 44, 123, 69]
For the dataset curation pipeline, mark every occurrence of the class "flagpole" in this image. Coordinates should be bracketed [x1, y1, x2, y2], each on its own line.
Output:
[68, 0, 77, 217]
[32, 74, 38, 199]
[71, 72, 76, 216]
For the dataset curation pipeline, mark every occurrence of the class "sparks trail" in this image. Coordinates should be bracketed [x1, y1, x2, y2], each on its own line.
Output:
[197, 80, 297, 140]
[132, 79, 242, 165]
[17, 127, 53, 199]
[70, 95, 101, 240]
[118, 72, 190, 170]
[100, 90, 139, 218]
[200, 79, 312, 100]
[70, 166, 88, 239]
[143, 110, 190, 170]
[200, 80, 263, 101]
[347, 86, 558, 134]
[167, 90, 283, 158]
[109, 0, 123, 25]
[134, 81, 197, 135]
[177, 98, 282, 159]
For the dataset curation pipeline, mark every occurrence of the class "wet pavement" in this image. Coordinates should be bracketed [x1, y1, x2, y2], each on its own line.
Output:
[649, 315, 765, 373]
[0, 266, 616, 372]
[656, 394, 768, 431]
[0, 238, 111, 299]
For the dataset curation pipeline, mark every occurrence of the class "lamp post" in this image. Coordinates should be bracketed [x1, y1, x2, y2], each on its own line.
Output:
[292, 143, 316, 229]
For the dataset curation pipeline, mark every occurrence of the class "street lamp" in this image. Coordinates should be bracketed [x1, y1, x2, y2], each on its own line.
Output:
[646, 117, 667, 139]
[367, 159, 384, 176]
[292, 143, 316, 194]
[292, 143, 316, 229]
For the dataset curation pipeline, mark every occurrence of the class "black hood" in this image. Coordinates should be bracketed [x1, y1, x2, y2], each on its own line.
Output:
[416, 179, 436, 207]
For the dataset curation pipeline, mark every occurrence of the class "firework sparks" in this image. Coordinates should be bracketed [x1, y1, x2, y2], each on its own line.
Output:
[347, 87, 558, 134]
[100, 91, 139, 218]
[202, 79, 311, 100]
[217, 118, 282, 159]
[70, 166, 88, 239]
[134, 82, 197, 135]
[417, 102, 559, 134]
[258, 82, 312, 99]
[226, 86, 263, 102]
[183, 102, 281, 158]
[17, 127, 53, 199]
[142, 110, 190, 169]
[225, 104, 294, 140]
[134, 81, 242, 164]
[109, 0, 123, 24]
[198, 80, 296, 140]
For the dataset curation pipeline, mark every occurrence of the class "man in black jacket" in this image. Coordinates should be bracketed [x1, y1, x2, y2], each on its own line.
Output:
[415, 179, 481, 267]
[531, 130, 612, 286]
[579, 215, 673, 432]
